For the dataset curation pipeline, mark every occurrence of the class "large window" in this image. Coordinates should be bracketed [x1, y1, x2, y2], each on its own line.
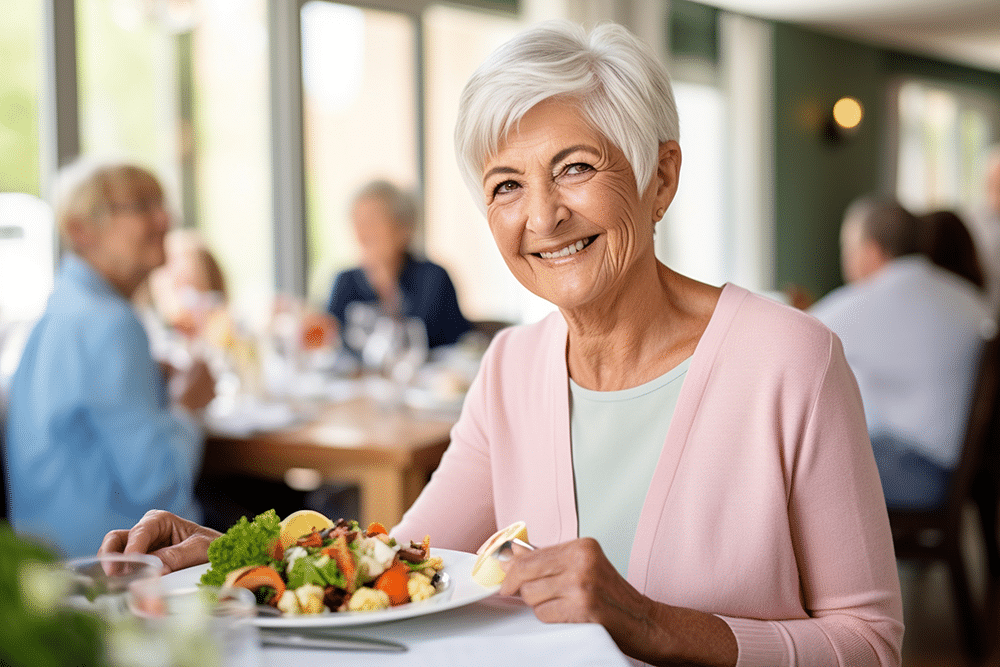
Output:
[77, 0, 182, 200]
[422, 4, 532, 323]
[299, 1, 531, 322]
[658, 80, 728, 288]
[300, 1, 419, 307]
[191, 0, 272, 315]
[74, 0, 273, 316]
[895, 79, 999, 214]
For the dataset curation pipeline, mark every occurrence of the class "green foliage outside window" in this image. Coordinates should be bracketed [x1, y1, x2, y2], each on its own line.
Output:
[0, 1, 41, 195]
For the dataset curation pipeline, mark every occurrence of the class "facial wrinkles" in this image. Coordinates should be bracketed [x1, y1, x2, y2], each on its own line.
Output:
[482, 99, 663, 315]
[599, 151, 647, 272]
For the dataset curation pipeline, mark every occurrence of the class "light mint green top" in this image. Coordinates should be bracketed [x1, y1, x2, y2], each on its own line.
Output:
[569, 357, 692, 577]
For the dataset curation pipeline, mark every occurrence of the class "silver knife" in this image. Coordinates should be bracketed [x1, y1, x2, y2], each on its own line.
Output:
[260, 631, 408, 653]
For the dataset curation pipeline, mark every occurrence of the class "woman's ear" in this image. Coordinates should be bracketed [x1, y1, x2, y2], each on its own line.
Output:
[652, 140, 682, 220]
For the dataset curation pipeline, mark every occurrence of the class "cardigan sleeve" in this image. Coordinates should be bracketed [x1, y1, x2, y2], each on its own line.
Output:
[719, 332, 903, 667]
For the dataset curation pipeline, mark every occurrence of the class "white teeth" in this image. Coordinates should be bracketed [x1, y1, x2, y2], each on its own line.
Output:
[539, 239, 587, 260]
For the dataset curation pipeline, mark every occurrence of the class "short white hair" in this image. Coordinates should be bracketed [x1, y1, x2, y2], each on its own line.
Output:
[454, 20, 679, 214]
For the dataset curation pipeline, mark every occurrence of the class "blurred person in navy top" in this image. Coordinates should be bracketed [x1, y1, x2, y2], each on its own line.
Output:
[4, 159, 215, 557]
[327, 180, 471, 351]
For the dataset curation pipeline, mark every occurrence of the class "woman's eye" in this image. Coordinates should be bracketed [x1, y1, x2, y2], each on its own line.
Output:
[492, 180, 519, 197]
[564, 163, 593, 176]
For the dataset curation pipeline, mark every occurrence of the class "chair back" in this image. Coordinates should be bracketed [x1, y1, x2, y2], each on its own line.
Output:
[943, 323, 1000, 526]
[886, 318, 1000, 659]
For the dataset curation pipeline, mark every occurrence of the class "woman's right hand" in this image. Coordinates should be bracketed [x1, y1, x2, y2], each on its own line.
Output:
[99, 509, 220, 574]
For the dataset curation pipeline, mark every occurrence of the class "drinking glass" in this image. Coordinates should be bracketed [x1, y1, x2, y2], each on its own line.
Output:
[61, 553, 163, 622]
[345, 301, 380, 361]
[143, 586, 262, 667]
[388, 316, 429, 387]
[363, 315, 428, 406]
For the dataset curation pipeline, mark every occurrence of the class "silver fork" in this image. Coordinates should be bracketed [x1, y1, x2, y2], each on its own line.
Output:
[495, 537, 536, 561]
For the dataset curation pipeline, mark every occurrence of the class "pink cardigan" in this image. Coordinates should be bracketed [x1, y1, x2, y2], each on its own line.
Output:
[394, 284, 904, 666]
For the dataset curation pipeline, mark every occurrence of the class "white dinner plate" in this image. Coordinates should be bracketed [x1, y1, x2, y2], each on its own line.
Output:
[161, 548, 499, 628]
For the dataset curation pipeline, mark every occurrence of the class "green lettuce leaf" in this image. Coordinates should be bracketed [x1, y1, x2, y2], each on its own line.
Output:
[199, 510, 281, 587]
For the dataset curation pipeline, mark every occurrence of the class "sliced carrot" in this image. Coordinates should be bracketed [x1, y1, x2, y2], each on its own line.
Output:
[297, 530, 323, 548]
[268, 538, 284, 561]
[374, 562, 410, 606]
[327, 535, 358, 593]
[228, 565, 286, 601]
[366, 522, 388, 536]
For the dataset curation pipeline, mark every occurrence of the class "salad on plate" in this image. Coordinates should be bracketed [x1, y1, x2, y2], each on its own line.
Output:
[201, 509, 444, 616]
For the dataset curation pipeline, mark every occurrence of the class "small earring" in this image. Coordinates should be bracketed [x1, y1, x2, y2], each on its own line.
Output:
[655, 208, 665, 219]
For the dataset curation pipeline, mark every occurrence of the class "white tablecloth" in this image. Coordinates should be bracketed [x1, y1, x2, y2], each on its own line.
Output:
[162, 563, 632, 667]
[260, 596, 633, 667]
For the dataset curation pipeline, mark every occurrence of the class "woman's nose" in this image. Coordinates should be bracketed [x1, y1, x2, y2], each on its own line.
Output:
[524, 187, 569, 236]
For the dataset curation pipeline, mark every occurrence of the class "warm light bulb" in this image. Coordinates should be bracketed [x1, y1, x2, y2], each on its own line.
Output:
[832, 97, 863, 130]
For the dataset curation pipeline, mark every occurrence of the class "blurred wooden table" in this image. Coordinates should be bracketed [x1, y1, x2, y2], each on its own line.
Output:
[200, 397, 456, 527]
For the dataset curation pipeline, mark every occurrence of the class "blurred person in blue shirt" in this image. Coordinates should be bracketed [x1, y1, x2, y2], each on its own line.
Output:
[810, 197, 992, 509]
[4, 159, 215, 557]
[327, 180, 472, 352]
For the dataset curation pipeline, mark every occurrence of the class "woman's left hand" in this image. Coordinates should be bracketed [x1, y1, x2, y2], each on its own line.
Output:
[499, 538, 737, 667]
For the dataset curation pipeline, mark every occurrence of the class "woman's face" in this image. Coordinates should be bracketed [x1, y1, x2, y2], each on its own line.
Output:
[352, 196, 410, 270]
[482, 99, 677, 312]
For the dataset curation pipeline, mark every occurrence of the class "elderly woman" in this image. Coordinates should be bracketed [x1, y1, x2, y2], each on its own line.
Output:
[327, 179, 471, 350]
[6, 159, 215, 557]
[101, 22, 902, 666]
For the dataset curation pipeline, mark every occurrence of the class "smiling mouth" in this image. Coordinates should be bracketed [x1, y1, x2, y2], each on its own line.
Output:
[535, 235, 598, 260]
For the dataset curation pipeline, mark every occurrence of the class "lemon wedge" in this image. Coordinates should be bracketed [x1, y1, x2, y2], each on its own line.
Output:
[471, 521, 529, 587]
[279, 509, 334, 550]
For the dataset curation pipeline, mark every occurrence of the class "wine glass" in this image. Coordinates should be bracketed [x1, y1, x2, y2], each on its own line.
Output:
[345, 302, 380, 362]
[388, 317, 429, 388]
[362, 315, 428, 405]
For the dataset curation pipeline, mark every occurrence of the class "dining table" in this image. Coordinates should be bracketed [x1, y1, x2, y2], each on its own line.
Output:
[199, 378, 459, 528]
[257, 596, 633, 666]
[160, 557, 634, 667]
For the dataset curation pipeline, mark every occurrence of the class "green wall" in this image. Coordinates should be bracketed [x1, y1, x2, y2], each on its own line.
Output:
[771, 24, 884, 299]
[771, 22, 1000, 300]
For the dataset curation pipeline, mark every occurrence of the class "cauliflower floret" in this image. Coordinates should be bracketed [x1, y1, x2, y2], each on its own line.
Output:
[276, 590, 301, 615]
[407, 572, 436, 602]
[294, 584, 326, 614]
[347, 587, 391, 612]
[356, 536, 400, 580]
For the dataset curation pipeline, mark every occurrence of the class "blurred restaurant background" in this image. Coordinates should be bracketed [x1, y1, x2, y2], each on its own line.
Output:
[2, 0, 1000, 664]
[2, 0, 996, 331]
